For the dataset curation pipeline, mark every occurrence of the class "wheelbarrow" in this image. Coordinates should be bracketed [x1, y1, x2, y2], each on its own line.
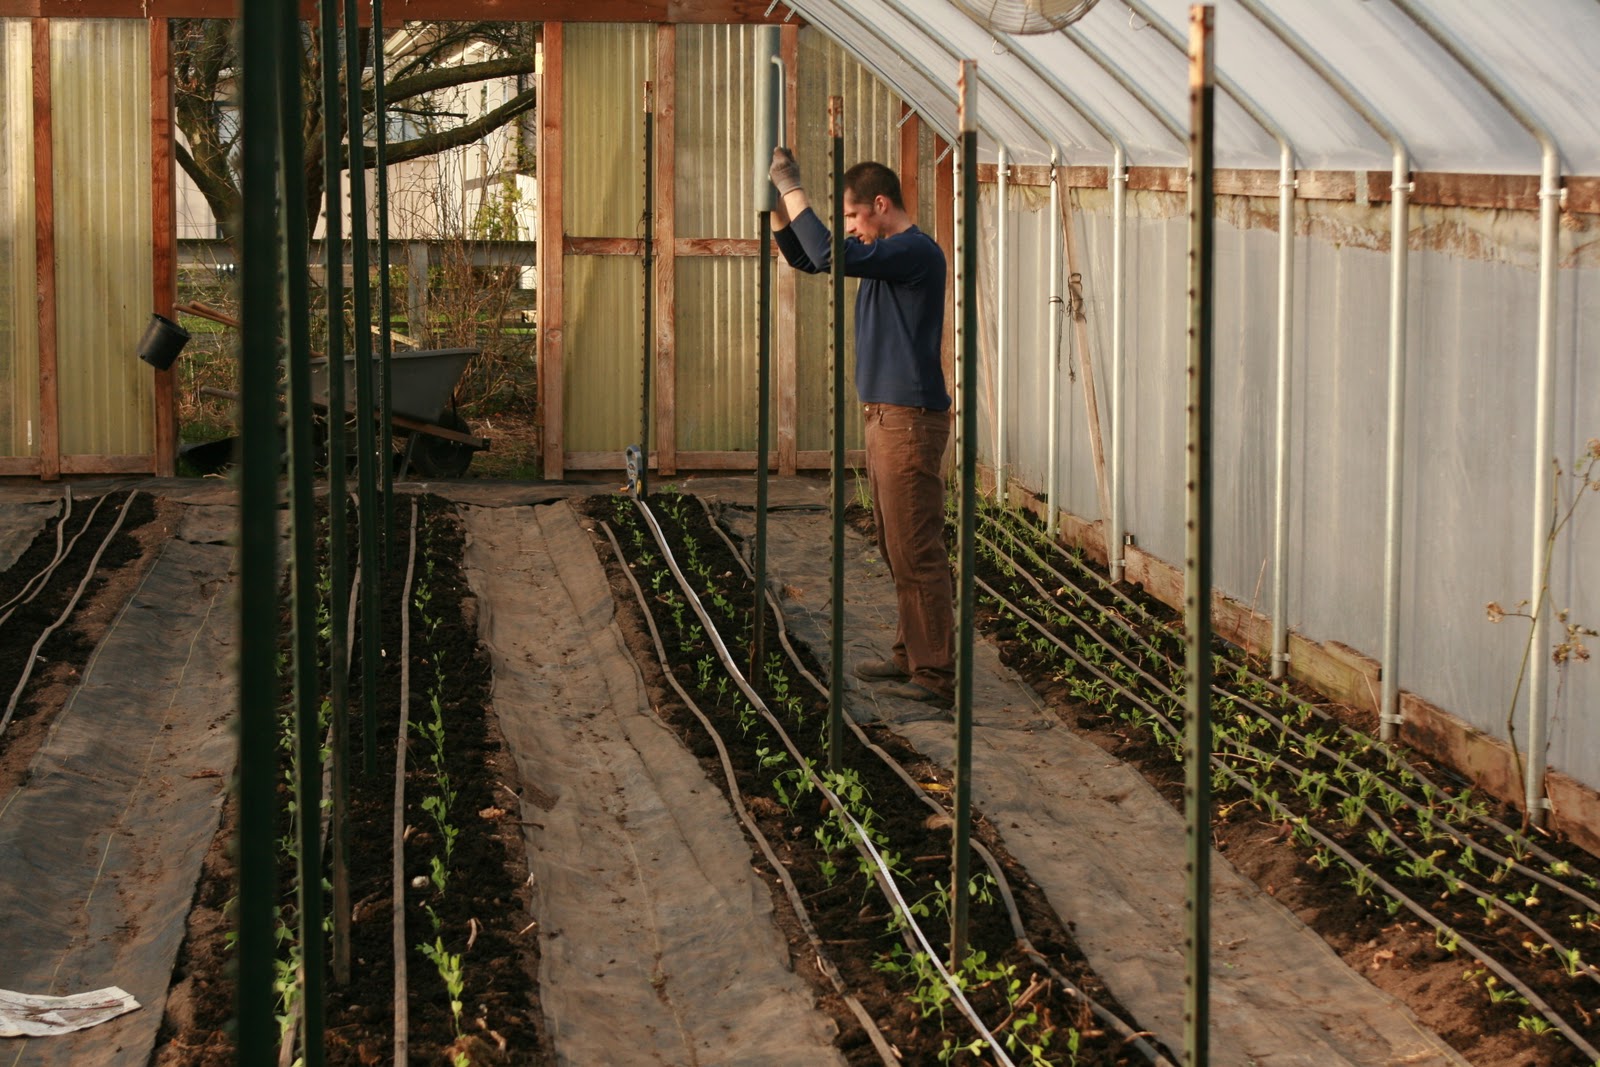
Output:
[179, 301, 491, 478]
[309, 346, 488, 478]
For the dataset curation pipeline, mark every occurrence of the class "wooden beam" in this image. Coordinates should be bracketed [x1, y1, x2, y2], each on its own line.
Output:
[563, 236, 643, 255]
[34, 19, 58, 482]
[898, 103, 919, 220]
[674, 237, 770, 256]
[538, 22, 564, 479]
[775, 21, 798, 476]
[59, 454, 158, 474]
[654, 23, 677, 477]
[562, 449, 866, 471]
[152, 16, 177, 478]
[0, 457, 44, 477]
[0, 0, 803, 23]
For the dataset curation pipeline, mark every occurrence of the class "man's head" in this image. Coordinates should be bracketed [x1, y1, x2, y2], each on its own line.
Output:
[842, 162, 909, 243]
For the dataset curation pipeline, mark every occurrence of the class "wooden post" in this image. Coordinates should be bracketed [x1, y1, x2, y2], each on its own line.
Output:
[33, 18, 58, 482]
[537, 22, 565, 478]
[152, 16, 177, 477]
[654, 23, 677, 476]
[899, 103, 919, 221]
[775, 22, 797, 475]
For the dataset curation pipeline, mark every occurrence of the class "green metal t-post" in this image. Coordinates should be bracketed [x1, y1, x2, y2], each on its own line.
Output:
[236, 5, 285, 1063]
[749, 28, 780, 688]
[278, 4, 325, 1058]
[950, 61, 979, 970]
[640, 81, 654, 500]
[1184, 8, 1216, 1066]
[373, 0, 395, 566]
[345, 0, 379, 775]
[317, 0, 353, 987]
[827, 96, 845, 774]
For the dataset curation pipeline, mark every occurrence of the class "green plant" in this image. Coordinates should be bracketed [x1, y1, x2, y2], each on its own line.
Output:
[418, 936, 466, 1035]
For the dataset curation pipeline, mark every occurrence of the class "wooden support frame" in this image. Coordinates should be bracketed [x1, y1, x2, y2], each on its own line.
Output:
[898, 103, 918, 221]
[653, 22, 677, 476]
[537, 21, 564, 479]
[152, 16, 176, 476]
[33, 18, 58, 481]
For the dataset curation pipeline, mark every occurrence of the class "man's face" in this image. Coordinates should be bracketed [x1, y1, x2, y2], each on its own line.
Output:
[843, 192, 889, 242]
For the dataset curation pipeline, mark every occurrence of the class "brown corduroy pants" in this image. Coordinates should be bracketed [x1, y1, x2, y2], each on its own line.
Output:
[864, 402, 955, 698]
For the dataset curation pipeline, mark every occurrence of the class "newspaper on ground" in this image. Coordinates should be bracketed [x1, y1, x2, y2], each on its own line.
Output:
[0, 987, 139, 1038]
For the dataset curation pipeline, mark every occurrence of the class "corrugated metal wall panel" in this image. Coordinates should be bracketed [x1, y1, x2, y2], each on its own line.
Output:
[563, 23, 652, 239]
[0, 20, 39, 459]
[676, 256, 763, 452]
[51, 19, 152, 458]
[675, 24, 758, 238]
[562, 23, 652, 453]
[792, 28, 901, 454]
[563, 253, 643, 452]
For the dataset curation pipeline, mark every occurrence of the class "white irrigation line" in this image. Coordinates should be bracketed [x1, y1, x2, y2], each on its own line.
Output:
[634, 497, 1017, 1066]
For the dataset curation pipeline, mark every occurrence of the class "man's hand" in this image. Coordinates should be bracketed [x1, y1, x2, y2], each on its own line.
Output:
[769, 146, 803, 196]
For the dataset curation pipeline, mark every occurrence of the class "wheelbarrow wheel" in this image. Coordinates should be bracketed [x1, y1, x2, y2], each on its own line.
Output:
[410, 410, 475, 478]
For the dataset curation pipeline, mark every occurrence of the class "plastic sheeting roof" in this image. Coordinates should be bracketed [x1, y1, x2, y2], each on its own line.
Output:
[780, 0, 1600, 175]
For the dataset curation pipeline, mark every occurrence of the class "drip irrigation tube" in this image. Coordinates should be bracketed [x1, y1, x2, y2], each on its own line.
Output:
[393, 499, 420, 1067]
[630, 497, 1017, 1065]
[982, 512, 1568, 871]
[701, 500, 1172, 1066]
[0, 491, 87, 623]
[600, 520, 900, 1067]
[1, 491, 140, 737]
[972, 533, 1600, 1052]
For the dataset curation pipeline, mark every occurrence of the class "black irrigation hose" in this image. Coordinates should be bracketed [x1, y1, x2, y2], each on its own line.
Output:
[977, 567, 1600, 1055]
[701, 499, 1173, 1066]
[393, 500, 420, 1067]
[600, 520, 901, 1067]
[983, 529, 1600, 923]
[1, 491, 139, 738]
[0, 490, 105, 628]
[626, 499, 1018, 1064]
[982, 516, 1578, 878]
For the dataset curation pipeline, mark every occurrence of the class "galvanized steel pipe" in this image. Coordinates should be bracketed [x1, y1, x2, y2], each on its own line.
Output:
[1387, 0, 1567, 823]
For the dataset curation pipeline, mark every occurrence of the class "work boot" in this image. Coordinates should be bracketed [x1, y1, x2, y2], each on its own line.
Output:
[878, 681, 954, 710]
[854, 658, 910, 682]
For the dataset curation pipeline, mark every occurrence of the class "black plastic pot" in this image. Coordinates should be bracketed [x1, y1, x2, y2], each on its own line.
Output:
[136, 312, 190, 371]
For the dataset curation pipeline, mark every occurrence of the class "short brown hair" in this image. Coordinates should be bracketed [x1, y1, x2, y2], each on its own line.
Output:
[843, 162, 904, 211]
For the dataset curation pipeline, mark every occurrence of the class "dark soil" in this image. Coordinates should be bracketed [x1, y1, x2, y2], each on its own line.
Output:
[967, 503, 1600, 1067]
[152, 493, 545, 1066]
[581, 491, 1167, 1067]
[0, 490, 162, 773]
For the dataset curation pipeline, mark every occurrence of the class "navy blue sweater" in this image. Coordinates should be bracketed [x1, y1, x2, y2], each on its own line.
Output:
[774, 208, 949, 412]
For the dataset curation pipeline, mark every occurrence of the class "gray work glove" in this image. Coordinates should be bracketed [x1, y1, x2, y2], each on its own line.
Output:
[769, 146, 803, 196]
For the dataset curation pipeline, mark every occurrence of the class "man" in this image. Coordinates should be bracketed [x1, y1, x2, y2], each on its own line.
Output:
[768, 147, 954, 710]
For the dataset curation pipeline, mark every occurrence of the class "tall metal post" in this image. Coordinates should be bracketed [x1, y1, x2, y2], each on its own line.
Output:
[950, 59, 979, 971]
[278, 5, 325, 1059]
[344, 0, 379, 773]
[1183, 9, 1215, 1065]
[827, 96, 846, 772]
[236, 3, 285, 1061]
[373, 0, 395, 564]
[749, 27, 780, 686]
[317, 0, 352, 985]
[640, 81, 654, 500]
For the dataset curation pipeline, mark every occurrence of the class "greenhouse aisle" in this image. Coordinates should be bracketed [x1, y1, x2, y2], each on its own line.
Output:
[460, 501, 847, 1067]
[721, 497, 1470, 1067]
[0, 504, 238, 1067]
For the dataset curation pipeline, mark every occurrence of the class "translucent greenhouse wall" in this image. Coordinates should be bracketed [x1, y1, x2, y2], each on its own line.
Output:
[0, 20, 39, 459]
[981, 178, 1600, 794]
[51, 18, 153, 459]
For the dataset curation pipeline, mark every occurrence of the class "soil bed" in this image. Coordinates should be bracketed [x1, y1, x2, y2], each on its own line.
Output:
[582, 490, 1166, 1067]
[153, 493, 544, 1066]
[968, 500, 1600, 1067]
